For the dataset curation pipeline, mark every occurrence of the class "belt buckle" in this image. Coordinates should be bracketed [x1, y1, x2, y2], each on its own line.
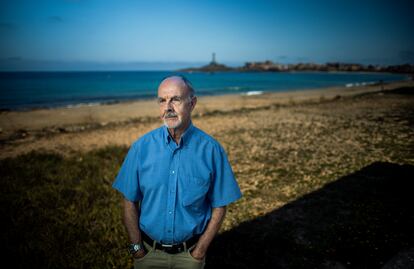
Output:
[161, 243, 183, 254]
[161, 244, 174, 254]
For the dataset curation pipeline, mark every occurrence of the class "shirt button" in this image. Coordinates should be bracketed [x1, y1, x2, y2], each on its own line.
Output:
[169, 211, 172, 214]
[172, 170, 175, 174]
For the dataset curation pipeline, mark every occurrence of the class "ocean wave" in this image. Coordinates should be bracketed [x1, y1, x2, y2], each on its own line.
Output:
[345, 81, 377, 88]
[65, 102, 102, 109]
[227, 86, 242, 91]
[243, 91, 263, 96]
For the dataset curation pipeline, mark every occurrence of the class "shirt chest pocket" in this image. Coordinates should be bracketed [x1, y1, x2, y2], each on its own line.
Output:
[182, 175, 210, 208]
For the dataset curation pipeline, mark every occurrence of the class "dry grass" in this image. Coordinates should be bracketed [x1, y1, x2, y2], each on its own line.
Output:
[205, 89, 414, 231]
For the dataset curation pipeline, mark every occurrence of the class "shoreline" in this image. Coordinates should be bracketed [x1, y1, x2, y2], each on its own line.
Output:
[1, 80, 413, 136]
[0, 79, 413, 159]
[0, 71, 410, 112]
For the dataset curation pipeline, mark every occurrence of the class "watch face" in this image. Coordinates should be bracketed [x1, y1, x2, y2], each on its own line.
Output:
[129, 243, 142, 254]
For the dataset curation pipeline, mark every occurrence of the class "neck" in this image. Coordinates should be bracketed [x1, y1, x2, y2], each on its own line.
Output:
[168, 121, 191, 144]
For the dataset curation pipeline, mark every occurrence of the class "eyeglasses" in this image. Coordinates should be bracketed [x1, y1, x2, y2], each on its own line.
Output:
[157, 95, 194, 107]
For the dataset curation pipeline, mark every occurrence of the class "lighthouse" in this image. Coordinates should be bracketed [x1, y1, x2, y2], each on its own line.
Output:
[211, 52, 217, 65]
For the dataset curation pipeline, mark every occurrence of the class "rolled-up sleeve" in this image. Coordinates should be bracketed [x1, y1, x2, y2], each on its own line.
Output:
[208, 144, 242, 207]
[112, 143, 142, 202]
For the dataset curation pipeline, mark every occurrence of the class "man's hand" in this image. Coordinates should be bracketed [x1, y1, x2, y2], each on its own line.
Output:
[189, 206, 226, 261]
[190, 247, 205, 261]
[133, 249, 147, 259]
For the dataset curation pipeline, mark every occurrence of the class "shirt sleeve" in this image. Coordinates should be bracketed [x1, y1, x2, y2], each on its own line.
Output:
[208, 144, 242, 207]
[112, 142, 142, 202]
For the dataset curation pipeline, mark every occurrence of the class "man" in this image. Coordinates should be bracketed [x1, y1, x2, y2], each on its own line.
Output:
[113, 75, 242, 269]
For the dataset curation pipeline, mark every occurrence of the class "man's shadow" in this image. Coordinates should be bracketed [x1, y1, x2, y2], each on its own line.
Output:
[207, 162, 414, 268]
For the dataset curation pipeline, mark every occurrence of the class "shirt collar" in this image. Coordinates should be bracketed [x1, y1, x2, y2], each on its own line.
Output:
[163, 122, 194, 146]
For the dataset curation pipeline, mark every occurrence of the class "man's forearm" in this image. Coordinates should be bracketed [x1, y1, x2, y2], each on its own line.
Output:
[192, 206, 226, 258]
[122, 198, 142, 243]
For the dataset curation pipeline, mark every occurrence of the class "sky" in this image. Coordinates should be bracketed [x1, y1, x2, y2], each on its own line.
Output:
[0, 0, 413, 70]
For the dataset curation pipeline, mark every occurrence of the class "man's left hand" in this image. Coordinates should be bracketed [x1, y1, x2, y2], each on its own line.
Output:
[190, 248, 205, 261]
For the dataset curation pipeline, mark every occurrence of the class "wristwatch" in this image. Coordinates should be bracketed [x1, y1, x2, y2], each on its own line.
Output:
[128, 243, 143, 255]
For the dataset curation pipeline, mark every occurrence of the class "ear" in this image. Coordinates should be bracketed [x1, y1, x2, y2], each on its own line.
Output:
[190, 96, 197, 112]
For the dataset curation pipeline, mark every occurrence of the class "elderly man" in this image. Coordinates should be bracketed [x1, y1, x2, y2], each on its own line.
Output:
[113, 75, 242, 269]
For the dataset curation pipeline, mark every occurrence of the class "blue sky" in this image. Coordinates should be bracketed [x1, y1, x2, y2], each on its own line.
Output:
[1, 0, 413, 70]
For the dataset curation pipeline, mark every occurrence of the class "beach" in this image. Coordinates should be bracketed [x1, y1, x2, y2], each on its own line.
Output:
[1, 80, 413, 159]
[1, 80, 414, 268]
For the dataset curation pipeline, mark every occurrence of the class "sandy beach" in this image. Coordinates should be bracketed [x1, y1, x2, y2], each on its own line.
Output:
[1, 80, 413, 159]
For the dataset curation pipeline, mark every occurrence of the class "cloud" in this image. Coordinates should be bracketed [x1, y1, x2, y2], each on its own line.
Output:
[48, 16, 63, 23]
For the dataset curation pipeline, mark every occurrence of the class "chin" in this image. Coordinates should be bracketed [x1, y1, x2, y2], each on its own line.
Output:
[164, 119, 182, 129]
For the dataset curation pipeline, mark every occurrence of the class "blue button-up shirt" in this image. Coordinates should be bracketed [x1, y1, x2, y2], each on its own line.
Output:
[112, 123, 242, 244]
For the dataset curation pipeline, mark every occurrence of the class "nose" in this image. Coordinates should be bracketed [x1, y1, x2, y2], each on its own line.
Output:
[164, 106, 173, 114]
[166, 100, 174, 110]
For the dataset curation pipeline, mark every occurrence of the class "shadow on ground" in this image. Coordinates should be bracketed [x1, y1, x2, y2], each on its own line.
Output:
[207, 162, 414, 269]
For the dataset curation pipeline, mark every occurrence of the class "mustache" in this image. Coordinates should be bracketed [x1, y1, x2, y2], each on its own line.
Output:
[164, 112, 178, 118]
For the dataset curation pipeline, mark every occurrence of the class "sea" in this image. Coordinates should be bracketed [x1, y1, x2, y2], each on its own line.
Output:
[0, 71, 409, 111]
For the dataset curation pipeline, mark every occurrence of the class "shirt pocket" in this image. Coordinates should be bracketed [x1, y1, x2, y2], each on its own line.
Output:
[182, 175, 210, 209]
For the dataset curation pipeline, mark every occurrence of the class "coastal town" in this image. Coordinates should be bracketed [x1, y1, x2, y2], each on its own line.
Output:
[180, 53, 414, 74]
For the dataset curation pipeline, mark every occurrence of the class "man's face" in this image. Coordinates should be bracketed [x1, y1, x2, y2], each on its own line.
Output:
[157, 78, 196, 130]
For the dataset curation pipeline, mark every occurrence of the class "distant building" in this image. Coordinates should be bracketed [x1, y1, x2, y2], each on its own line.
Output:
[211, 53, 217, 65]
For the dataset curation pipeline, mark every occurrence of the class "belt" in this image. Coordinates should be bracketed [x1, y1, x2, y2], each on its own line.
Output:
[141, 231, 200, 254]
